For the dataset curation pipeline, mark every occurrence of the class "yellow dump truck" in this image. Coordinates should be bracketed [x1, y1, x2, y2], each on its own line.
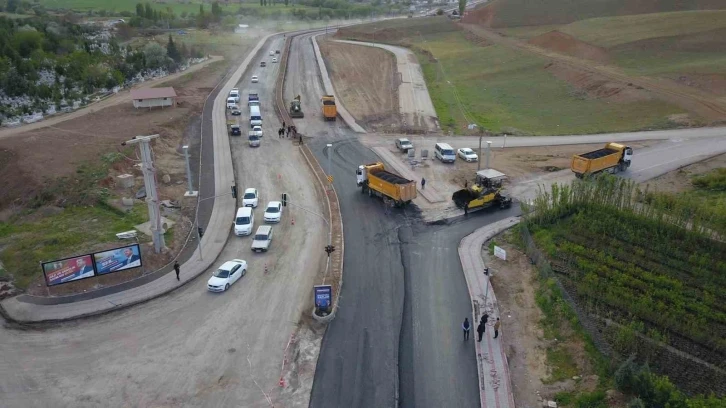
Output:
[571, 143, 633, 178]
[452, 169, 512, 214]
[356, 162, 417, 207]
[321, 95, 337, 121]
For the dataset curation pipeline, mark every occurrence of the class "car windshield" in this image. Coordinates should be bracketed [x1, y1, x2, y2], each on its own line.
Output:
[254, 234, 268, 240]
[443, 149, 454, 155]
[266, 206, 279, 213]
[235, 216, 250, 225]
[463, 149, 473, 154]
[213, 269, 230, 278]
[243, 193, 255, 199]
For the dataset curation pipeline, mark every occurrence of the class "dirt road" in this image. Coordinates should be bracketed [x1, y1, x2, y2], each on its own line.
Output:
[0, 56, 223, 140]
[0, 36, 327, 408]
[460, 24, 726, 122]
[333, 40, 439, 132]
[318, 39, 400, 131]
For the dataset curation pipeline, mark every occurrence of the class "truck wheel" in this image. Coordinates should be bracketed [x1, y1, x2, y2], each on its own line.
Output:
[575, 173, 583, 179]
[368, 188, 373, 197]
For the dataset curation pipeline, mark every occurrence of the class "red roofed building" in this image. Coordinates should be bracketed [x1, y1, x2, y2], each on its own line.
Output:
[130, 87, 177, 109]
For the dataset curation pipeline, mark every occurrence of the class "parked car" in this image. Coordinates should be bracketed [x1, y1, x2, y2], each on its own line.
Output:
[395, 138, 414, 152]
[207, 259, 247, 292]
[242, 188, 259, 208]
[264, 201, 282, 223]
[260, 61, 266, 67]
[251, 75, 259, 83]
[457, 147, 478, 162]
[231, 109, 242, 116]
[251, 225, 273, 252]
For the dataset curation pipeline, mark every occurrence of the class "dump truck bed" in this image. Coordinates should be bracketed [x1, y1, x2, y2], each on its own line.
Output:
[579, 147, 618, 160]
[372, 170, 410, 185]
[368, 171, 417, 202]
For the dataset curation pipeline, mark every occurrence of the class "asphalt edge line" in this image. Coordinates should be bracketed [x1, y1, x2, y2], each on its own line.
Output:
[0, 34, 277, 325]
[458, 217, 520, 408]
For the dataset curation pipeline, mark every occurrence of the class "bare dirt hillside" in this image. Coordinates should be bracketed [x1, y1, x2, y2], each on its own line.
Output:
[463, 0, 726, 28]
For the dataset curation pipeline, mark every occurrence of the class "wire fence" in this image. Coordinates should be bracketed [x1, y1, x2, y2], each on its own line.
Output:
[519, 221, 614, 357]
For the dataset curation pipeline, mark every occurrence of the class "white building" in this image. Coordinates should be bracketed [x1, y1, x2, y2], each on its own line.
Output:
[131, 87, 177, 109]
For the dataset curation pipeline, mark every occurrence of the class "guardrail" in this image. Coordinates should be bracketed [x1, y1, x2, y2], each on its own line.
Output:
[273, 30, 345, 321]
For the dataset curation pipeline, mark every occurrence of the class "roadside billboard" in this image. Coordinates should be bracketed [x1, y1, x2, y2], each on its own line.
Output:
[92, 244, 142, 275]
[42, 254, 96, 286]
[314, 285, 332, 310]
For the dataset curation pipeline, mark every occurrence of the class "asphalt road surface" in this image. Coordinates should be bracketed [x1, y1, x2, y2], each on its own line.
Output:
[288, 31, 517, 408]
[0, 35, 327, 408]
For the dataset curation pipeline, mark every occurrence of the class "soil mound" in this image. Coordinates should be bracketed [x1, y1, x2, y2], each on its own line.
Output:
[529, 31, 610, 63]
[545, 62, 652, 103]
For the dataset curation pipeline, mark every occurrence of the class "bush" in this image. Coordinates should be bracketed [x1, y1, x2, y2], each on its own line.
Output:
[574, 390, 607, 408]
[627, 398, 645, 408]
[692, 168, 726, 191]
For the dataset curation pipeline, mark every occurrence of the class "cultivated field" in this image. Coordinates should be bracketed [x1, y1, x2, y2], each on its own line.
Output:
[525, 177, 726, 397]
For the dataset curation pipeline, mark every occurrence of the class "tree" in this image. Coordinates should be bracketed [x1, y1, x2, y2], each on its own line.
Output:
[136, 3, 144, 17]
[142, 42, 168, 69]
[180, 42, 189, 58]
[260, 0, 263, 6]
[166, 34, 181, 63]
[7, 0, 19, 13]
[12, 30, 43, 58]
[285, 0, 288, 6]
[115, 23, 135, 41]
[144, 2, 153, 20]
[211, 1, 222, 22]
[458, 0, 466, 17]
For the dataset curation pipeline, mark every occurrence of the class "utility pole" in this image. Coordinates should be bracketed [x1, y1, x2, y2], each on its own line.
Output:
[326, 143, 332, 186]
[485, 140, 492, 169]
[182, 145, 198, 197]
[477, 133, 483, 171]
[123, 134, 165, 253]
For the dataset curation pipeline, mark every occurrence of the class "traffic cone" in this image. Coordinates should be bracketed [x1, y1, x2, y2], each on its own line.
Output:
[291, 217, 295, 225]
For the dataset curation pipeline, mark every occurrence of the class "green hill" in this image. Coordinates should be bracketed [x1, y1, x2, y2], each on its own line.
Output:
[463, 0, 726, 28]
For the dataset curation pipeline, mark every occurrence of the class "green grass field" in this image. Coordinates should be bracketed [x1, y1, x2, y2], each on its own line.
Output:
[559, 10, 726, 48]
[338, 19, 685, 135]
[0, 204, 148, 289]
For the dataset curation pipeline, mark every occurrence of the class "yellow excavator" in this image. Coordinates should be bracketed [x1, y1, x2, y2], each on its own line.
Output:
[452, 169, 512, 214]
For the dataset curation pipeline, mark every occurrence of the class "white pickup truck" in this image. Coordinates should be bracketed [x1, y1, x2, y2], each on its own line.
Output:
[251, 225, 273, 252]
[249, 125, 263, 138]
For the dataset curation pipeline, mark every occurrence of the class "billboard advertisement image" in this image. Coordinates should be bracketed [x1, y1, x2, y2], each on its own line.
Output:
[92, 244, 142, 275]
[42, 254, 96, 286]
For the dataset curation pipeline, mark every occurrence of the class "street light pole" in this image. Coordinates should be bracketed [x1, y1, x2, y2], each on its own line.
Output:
[486, 141, 492, 169]
[182, 145, 198, 197]
[477, 134, 483, 172]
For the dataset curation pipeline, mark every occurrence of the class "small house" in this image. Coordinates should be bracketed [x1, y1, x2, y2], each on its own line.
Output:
[131, 87, 177, 110]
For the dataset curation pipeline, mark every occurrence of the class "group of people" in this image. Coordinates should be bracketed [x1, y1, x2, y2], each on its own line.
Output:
[278, 121, 298, 139]
[462, 314, 500, 341]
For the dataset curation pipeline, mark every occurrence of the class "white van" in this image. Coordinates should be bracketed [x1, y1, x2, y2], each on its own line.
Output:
[234, 207, 254, 236]
[249, 105, 262, 127]
[434, 143, 456, 163]
[229, 89, 240, 103]
[226, 97, 238, 110]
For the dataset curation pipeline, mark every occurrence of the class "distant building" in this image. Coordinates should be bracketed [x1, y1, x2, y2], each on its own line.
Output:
[131, 87, 177, 109]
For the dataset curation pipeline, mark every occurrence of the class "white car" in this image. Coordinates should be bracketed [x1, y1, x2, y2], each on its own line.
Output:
[264, 201, 282, 223]
[242, 188, 259, 208]
[251, 75, 259, 83]
[457, 147, 478, 162]
[269, 50, 275, 56]
[272, 57, 278, 63]
[207, 259, 247, 292]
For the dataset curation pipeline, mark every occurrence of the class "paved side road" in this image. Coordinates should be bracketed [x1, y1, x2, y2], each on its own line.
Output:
[0, 34, 275, 323]
[333, 39, 439, 132]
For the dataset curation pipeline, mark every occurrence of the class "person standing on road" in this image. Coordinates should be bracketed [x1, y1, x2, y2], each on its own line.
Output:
[282, 121, 286, 130]
[462, 318, 471, 341]
[494, 317, 501, 339]
[421, 178, 426, 190]
[299, 134, 303, 144]
[287, 126, 291, 137]
[174, 261, 180, 281]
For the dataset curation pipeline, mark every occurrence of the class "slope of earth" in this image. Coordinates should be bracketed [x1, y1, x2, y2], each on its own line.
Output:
[337, 18, 686, 135]
[0, 43, 252, 293]
[317, 39, 401, 131]
[462, 0, 726, 28]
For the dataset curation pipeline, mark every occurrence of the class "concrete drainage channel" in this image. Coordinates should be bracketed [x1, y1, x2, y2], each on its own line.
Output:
[273, 30, 344, 323]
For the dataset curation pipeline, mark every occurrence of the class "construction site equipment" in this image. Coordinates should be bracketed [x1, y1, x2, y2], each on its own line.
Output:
[571, 143, 633, 178]
[290, 96, 304, 118]
[356, 162, 417, 207]
[321, 95, 337, 121]
[452, 169, 512, 212]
